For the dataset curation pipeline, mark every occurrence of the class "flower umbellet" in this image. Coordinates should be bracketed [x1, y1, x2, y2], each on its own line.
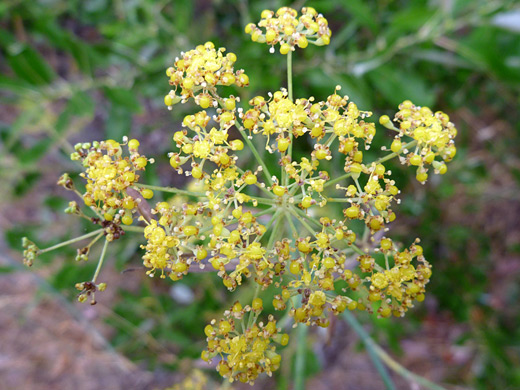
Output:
[23, 6, 457, 385]
[245, 7, 331, 54]
[202, 298, 289, 383]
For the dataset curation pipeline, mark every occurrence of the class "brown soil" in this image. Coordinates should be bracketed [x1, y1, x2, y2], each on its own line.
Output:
[0, 249, 180, 390]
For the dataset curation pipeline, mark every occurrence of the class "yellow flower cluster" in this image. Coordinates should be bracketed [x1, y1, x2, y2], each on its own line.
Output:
[245, 7, 331, 54]
[202, 299, 289, 384]
[164, 41, 249, 110]
[337, 161, 399, 232]
[157, 40, 448, 327]
[140, 201, 203, 278]
[245, 89, 375, 155]
[380, 100, 457, 183]
[30, 5, 458, 385]
[71, 139, 153, 226]
[170, 108, 244, 183]
[362, 240, 432, 317]
[139, 195, 288, 290]
[280, 237, 432, 322]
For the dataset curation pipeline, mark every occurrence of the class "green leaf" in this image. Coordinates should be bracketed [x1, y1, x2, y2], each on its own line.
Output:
[388, 5, 435, 33]
[368, 65, 436, 107]
[7, 45, 56, 85]
[0, 28, 16, 46]
[410, 49, 472, 69]
[0, 74, 37, 94]
[14, 172, 41, 196]
[459, 26, 520, 83]
[44, 195, 69, 212]
[17, 138, 53, 165]
[335, 74, 373, 110]
[4, 227, 28, 251]
[103, 86, 142, 112]
[0, 266, 16, 274]
[69, 41, 96, 76]
[305, 69, 372, 109]
[33, 18, 70, 50]
[56, 92, 95, 135]
[106, 103, 132, 140]
[171, 1, 194, 32]
[67, 91, 95, 118]
[5, 109, 41, 150]
[34, 19, 97, 76]
[51, 262, 96, 290]
[341, 0, 378, 33]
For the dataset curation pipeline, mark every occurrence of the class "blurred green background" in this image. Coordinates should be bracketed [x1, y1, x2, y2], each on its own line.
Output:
[1, 0, 519, 389]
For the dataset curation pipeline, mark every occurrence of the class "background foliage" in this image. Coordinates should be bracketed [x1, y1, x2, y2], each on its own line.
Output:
[1, 0, 519, 389]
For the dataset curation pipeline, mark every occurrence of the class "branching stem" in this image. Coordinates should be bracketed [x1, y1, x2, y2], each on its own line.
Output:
[236, 125, 275, 186]
[92, 238, 109, 283]
[134, 183, 206, 197]
[39, 229, 104, 254]
[325, 140, 418, 189]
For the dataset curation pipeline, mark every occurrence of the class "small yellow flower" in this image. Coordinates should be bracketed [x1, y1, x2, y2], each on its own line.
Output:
[246, 7, 332, 54]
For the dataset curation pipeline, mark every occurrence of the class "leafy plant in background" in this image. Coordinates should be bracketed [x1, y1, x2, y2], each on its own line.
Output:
[2, 1, 519, 389]
[22, 6, 459, 388]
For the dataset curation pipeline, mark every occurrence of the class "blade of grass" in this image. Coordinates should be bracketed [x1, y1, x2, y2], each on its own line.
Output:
[293, 323, 308, 390]
[343, 311, 396, 390]
[343, 311, 447, 390]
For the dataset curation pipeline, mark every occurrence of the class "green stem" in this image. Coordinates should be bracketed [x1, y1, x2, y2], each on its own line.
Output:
[287, 51, 293, 102]
[247, 208, 284, 329]
[198, 206, 276, 235]
[326, 197, 363, 202]
[287, 206, 316, 237]
[92, 238, 109, 283]
[134, 183, 206, 197]
[255, 208, 284, 243]
[236, 166, 276, 199]
[284, 210, 298, 239]
[237, 125, 275, 186]
[353, 177, 364, 195]
[281, 155, 287, 188]
[290, 206, 320, 228]
[221, 378, 232, 389]
[249, 196, 277, 206]
[254, 206, 277, 219]
[288, 171, 308, 197]
[211, 91, 275, 188]
[293, 323, 307, 390]
[39, 229, 104, 254]
[86, 232, 104, 249]
[343, 311, 447, 390]
[343, 311, 396, 390]
[121, 225, 145, 233]
[247, 283, 263, 330]
[350, 243, 366, 256]
[286, 50, 294, 188]
[267, 209, 285, 250]
[324, 140, 418, 189]
[73, 189, 104, 219]
[290, 206, 366, 255]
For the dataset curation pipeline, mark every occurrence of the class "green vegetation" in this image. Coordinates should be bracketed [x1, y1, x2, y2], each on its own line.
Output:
[1, 1, 519, 389]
